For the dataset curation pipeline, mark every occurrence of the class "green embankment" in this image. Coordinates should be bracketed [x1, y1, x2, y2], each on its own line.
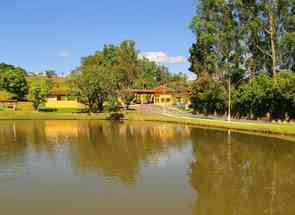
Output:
[0, 110, 295, 137]
[126, 112, 295, 136]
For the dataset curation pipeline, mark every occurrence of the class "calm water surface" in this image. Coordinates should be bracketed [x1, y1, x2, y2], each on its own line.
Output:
[0, 120, 295, 215]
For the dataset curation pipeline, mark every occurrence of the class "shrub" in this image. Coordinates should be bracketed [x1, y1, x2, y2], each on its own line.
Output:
[191, 73, 226, 114]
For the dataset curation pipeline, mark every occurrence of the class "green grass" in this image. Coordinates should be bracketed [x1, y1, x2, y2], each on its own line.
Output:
[0, 108, 14, 113]
[0, 111, 109, 120]
[125, 111, 295, 136]
[38, 107, 87, 113]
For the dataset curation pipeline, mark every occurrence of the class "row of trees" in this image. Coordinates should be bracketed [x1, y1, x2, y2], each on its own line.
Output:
[191, 71, 295, 119]
[189, 0, 295, 120]
[70, 40, 187, 112]
[0, 63, 64, 109]
[0, 40, 187, 112]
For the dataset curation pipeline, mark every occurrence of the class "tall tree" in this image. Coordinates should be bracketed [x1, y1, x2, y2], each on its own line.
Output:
[0, 63, 28, 100]
[189, 0, 219, 77]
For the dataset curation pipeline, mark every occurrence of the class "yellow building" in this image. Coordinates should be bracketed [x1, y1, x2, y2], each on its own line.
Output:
[131, 85, 190, 106]
[45, 90, 86, 109]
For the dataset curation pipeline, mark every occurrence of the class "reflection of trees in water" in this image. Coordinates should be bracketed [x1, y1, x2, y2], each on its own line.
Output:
[189, 129, 295, 215]
[70, 121, 191, 186]
[0, 121, 29, 180]
[0, 120, 191, 185]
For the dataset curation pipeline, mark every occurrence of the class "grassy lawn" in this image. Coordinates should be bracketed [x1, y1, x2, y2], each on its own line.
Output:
[0, 110, 294, 137]
[0, 110, 109, 120]
[125, 111, 295, 136]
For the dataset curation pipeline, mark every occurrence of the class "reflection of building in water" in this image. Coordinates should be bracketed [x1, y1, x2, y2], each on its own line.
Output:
[44, 121, 79, 139]
[118, 122, 191, 142]
[188, 129, 295, 215]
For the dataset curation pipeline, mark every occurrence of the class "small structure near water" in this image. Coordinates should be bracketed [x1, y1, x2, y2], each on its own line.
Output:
[45, 89, 85, 109]
[0, 100, 17, 111]
[44, 85, 190, 109]
[130, 85, 190, 106]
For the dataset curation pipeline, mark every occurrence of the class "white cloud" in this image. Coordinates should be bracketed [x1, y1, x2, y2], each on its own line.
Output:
[58, 51, 70, 57]
[140, 52, 186, 64]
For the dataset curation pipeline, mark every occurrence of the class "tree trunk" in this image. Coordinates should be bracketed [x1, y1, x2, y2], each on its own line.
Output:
[269, 11, 277, 77]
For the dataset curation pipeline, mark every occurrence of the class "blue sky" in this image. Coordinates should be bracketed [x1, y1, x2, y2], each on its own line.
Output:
[0, 0, 195, 76]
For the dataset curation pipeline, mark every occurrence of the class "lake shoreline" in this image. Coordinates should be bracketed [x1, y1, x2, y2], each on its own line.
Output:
[0, 111, 295, 139]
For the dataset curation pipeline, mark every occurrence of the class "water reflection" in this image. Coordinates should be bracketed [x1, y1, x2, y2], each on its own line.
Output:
[0, 121, 191, 186]
[0, 120, 295, 214]
[189, 129, 295, 215]
[70, 121, 192, 186]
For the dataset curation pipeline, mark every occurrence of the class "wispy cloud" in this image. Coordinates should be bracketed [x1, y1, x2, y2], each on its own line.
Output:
[140, 52, 186, 64]
[58, 51, 70, 58]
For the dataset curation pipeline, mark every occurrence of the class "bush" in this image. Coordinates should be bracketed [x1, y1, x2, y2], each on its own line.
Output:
[108, 112, 125, 120]
[232, 72, 295, 120]
[38, 108, 58, 112]
[191, 73, 226, 114]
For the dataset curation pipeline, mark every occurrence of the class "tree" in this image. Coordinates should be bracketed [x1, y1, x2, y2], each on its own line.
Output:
[0, 63, 28, 100]
[232, 74, 273, 119]
[30, 79, 50, 110]
[189, 0, 219, 77]
[135, 58, 171, 89]
[119, 90, 135, 110]
[71, 64, 118, 113]
[231, 73, 295, 120]
[191, 73, 226, 115]
[116, 40, 139, 88]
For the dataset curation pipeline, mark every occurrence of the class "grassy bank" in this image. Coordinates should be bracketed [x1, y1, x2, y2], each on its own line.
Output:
[126, 112, 295, 136]
[0, 111, 109, 120]
[0, 110, 295, 137]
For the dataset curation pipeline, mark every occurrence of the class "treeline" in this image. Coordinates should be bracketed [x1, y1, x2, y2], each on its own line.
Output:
[0, 63, 69, 109]
[0, 40, 188, 111]
[189, 0, 295, 120]
[70, 40, 188, 112]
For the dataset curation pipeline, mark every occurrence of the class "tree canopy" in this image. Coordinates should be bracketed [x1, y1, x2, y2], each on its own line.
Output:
[0, 63, 28, 100]
[70, 40, 184, 112]
[189, 0, 295, 120]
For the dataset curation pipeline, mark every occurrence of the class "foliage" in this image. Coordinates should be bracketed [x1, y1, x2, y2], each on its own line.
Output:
[29, 79, 51, 110]
[232, 72, 295, 119]
[189, 0, 295, 77]
[191, 73, 226, 114]
[0, 63, 28, 100]
[232, 74, 273, 119]
[0, 90, 15, 101]
[134, 58, 171, 89]
[189, 0, 295, 119]
[70, 64, 118, 113]
[71, 40, 188, 112]
[119, 90, 136, 109]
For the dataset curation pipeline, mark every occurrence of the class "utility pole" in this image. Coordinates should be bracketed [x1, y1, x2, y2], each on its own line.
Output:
[227, 75, 231, 121]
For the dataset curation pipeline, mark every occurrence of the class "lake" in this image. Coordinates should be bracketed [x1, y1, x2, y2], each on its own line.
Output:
[0, 120, 294, 215]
